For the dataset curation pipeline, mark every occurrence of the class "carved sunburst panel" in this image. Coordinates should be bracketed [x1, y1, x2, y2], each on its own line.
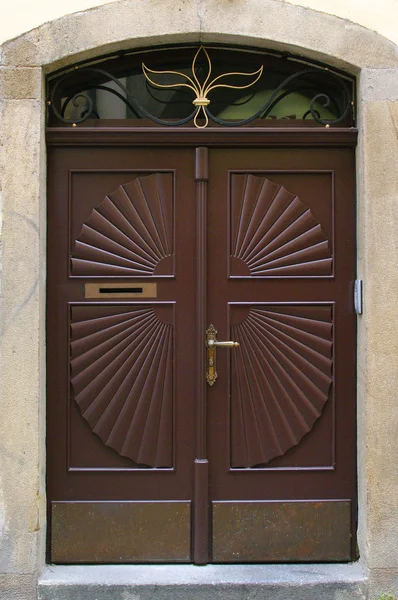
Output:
[229, 303, 334, 469]
[229, 172, 333, 278]
[70, 172, 175, 278]
[69, 303, 175, 469]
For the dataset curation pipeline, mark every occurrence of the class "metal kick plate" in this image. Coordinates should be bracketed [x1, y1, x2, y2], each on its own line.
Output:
[212, 500, 352, 562]
[85, 282, 157, 299]
[51, 501, 191, 563]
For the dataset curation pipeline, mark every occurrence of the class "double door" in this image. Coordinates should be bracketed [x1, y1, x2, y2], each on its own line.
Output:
[47, 139, 356, 563]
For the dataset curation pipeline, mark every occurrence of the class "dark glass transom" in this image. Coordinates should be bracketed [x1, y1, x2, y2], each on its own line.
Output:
[47, 45, 355, 128]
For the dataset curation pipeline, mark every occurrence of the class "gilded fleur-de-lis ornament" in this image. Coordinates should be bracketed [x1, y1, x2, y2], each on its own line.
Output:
[142, 46, 263, 128]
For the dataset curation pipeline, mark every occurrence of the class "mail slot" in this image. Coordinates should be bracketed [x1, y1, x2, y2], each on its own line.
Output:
[85, 283, 157, 299]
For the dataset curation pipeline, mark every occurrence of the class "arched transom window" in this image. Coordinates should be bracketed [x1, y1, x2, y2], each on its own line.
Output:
[47, 45, 355, 128]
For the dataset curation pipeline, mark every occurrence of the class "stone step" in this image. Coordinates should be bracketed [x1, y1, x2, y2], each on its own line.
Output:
[38, 563, 367, 600]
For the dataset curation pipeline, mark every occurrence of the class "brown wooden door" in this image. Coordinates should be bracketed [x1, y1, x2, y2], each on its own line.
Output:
[206, 147, 356, 562]
[47, 134, 356, 564]
[47, 146, 198, 563]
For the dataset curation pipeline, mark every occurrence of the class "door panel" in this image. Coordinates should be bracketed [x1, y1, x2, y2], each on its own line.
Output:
[229, 303, 333, 468]
[207, 148, 356, 561]
[70, 303, 174, 468]
[47, 148, 196, 562]
[229, 173, 333, 278]
[70, 172, 175, 277]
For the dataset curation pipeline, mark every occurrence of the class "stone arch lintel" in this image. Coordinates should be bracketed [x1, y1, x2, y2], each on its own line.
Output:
[1, 0, 398, 75]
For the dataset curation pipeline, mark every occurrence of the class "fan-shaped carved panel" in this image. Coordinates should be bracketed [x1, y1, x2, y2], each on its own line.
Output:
[70, 304, 174, 468]
[230, 304, 333, 468]
[71, 173, 174, 276]
[230, 174, 332, 277]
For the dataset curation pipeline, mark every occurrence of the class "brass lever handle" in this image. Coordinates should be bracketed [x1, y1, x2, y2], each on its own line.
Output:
[207, 339, 239, 348]
[206, 324, 239, 386]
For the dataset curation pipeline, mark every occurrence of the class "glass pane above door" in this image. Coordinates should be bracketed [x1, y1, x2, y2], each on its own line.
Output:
[47, 45, 355, 127]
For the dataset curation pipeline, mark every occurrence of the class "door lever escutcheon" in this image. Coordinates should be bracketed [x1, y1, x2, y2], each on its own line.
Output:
[206, 324, 239, 386]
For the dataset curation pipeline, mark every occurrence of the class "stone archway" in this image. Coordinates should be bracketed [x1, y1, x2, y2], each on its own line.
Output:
[1, 1, 398, 597]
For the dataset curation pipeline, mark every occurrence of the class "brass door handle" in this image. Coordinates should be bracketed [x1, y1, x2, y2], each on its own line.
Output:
[206, 324, 239, 386]
[207, 339, 239, 348]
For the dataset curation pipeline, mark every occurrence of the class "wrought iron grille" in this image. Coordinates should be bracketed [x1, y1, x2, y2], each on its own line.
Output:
[47, 45, 355, 128]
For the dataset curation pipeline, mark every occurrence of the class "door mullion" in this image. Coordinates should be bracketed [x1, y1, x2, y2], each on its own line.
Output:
[193, 147, 210, 564]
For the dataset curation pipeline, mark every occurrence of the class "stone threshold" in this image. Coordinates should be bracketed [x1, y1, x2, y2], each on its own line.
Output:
[38, 562, 368, 600]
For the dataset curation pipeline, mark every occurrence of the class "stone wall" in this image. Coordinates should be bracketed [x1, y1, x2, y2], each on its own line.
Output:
[1, 1, 398, 598]
[2, 0, 398, 49]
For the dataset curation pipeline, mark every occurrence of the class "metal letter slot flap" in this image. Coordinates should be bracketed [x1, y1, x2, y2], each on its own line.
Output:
[85, 282, 157, 299]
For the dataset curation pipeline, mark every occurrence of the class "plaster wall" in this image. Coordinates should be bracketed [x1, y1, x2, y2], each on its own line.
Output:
[0, 0, 398, 599]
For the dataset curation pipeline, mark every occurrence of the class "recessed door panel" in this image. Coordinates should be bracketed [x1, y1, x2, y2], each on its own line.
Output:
[69, 302, 175, 469]
[70, 172, 175, 278]
[229, 303, 334, 470]
[229, 172, 334, 278]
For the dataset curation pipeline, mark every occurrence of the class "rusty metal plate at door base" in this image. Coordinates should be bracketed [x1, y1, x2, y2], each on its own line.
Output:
[51, 501, 191, 563]
[212, 500, 351, 562]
